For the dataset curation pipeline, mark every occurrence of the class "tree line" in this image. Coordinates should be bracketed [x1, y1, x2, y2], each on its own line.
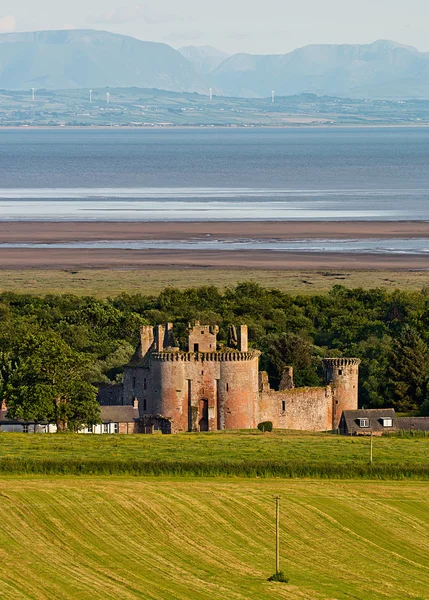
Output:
[1, 283, 429, 428]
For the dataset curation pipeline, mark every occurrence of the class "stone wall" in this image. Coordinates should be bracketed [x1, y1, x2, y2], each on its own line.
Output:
[258, 372, 333, 431]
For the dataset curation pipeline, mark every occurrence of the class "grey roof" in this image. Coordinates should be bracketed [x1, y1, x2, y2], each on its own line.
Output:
[398, 417, 429, 431]
[341, 409, 397, 433]
[100, 405, 139, 423]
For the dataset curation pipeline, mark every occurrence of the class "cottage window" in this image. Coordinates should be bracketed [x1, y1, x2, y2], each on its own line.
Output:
[113, 423, 119, 434]
[103, 423, 109, 433]
[358, 418, 370, 428]
[381, 418, 393, 427]
[88, 425, 93, 433]
[23, 424, 29, 434]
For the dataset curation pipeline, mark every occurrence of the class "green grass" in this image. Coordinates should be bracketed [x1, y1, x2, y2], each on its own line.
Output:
[2, 268, 429, 297]
[0, 477, 428, 599]
[1, 431, 428, 478]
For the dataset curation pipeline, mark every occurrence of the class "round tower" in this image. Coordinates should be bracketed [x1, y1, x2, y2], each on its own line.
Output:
[218, 351, 260, 430]
[323, 358, 361, 431]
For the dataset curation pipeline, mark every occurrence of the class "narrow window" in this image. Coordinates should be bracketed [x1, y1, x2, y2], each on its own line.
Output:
[282, 400, 286, 412]
[338, 370, 343, 375]
[143, 398, 147, 411]
[132, 377, 136, 388]
[144, 378, 147, 390]
[194, 343, 199, 352]
[226, 383, 229, 392]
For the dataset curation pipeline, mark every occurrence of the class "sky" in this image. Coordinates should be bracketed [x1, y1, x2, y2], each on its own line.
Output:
[1, 0, 429, 55]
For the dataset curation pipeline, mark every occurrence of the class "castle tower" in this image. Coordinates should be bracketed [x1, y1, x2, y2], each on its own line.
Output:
[323, 358, 360, 431]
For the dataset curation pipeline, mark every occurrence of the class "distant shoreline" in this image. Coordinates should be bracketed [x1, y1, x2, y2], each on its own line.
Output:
[1, 123, 429, 130]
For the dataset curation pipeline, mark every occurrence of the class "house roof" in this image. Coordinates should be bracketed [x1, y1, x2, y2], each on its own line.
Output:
[100, 405, 139, 423]
[341, 409, 397, 433]
[398, 417, 429, 431]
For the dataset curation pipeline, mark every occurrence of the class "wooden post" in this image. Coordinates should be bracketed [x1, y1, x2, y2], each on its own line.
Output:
[275, 495, 280, 575]
[370, 431, 373, 464]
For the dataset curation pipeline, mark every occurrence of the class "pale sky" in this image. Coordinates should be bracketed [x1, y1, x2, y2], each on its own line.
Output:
[1, 0, 429, 55]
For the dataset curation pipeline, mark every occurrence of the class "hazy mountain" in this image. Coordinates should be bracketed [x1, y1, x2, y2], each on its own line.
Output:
[0, 29, 206, 92]
[211, 40, 429, 98]
[178, 45, 229, 75]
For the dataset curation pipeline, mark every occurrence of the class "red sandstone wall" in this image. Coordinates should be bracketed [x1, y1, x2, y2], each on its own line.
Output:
[258, 386, 334, 431]
[218, 357, 260, 429]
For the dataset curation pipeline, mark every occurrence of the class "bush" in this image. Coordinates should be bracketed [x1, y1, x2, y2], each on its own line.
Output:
[268, 571, 289, 583]
[420, 399, 429, 416]
[258, 421, 273, 432]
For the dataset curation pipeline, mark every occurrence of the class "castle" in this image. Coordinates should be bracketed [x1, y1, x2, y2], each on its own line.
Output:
[115, 322, 360, 433]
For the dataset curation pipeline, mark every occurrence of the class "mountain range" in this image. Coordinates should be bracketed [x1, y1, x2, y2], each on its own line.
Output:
[1, 30, 429, 99]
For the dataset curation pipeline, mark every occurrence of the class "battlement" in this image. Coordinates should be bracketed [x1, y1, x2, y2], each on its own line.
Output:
[151, 350, 260, 362]
[323, 358, 361, 367]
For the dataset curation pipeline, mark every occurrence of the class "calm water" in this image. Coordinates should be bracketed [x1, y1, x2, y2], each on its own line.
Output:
[0, 127, 429, 221]
[2, 238, 429, 254]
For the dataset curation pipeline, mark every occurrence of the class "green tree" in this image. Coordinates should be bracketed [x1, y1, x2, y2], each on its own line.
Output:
[388, 326, 429, 412]
[5, 330, 100, 430]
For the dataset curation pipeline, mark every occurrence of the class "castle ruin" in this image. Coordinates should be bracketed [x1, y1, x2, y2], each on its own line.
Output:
[119, 322, 360, 433]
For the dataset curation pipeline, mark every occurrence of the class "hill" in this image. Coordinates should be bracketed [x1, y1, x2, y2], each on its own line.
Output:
[0, 477, 428, 599]
[212, 40, 429, 98]
[178, 44, 229, 75]
[0, 29, 206, 92]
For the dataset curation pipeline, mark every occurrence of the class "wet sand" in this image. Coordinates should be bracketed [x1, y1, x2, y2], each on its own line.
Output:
[0, 220, 429, 242]
[1, 249, 429, 270]
[1, 221, 429, 270]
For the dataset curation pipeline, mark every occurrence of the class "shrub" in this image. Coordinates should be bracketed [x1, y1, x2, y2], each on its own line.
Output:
[268, 571, 289, 583]
[258, 421, 273, 432]
[420, 399, 429, 416]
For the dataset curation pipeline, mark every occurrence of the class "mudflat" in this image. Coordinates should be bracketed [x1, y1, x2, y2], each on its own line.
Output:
[0, 220, 429, 242]
[1, 220, 429, 270]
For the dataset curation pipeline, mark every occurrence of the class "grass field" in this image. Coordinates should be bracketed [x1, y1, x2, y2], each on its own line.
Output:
[1, 268, 429, 296]
[0, 431, 428, 478]
[0, 477, 428, 599]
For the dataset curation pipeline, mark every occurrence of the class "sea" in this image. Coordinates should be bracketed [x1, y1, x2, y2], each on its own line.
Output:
[0, 127, 429, 222]
[1, 127, 429, 254]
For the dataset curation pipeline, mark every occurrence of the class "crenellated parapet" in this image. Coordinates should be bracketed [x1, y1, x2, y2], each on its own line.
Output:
[323, 358, 361, 368]
[151, 350, 261, 362]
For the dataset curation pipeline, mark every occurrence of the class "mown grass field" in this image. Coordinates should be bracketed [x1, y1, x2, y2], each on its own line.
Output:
[0, 431, 428, 478]
[0, 477, 428, 600]
[2, 268, 429, 296]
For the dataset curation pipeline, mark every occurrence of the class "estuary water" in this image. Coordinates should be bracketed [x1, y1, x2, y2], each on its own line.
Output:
[0, 127, 429, 221]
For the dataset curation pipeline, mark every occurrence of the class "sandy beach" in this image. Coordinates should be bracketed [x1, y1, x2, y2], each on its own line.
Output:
[1, 221, 429, 269]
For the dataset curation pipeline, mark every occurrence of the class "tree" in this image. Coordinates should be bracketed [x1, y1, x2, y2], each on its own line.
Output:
[388, 326, 429, 412]
[5, 330, 100, 430]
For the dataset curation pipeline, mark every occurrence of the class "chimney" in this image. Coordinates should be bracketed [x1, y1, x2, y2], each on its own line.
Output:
[133, 397, 139, 409]
[237, 325, 248, 352]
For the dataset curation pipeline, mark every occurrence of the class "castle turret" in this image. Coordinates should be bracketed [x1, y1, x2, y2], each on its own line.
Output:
[323, 358, 360, 431]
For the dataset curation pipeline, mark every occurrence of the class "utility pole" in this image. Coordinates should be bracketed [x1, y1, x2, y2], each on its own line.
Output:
[370, 431, 373, 464]
[274, 495, 280, 575]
